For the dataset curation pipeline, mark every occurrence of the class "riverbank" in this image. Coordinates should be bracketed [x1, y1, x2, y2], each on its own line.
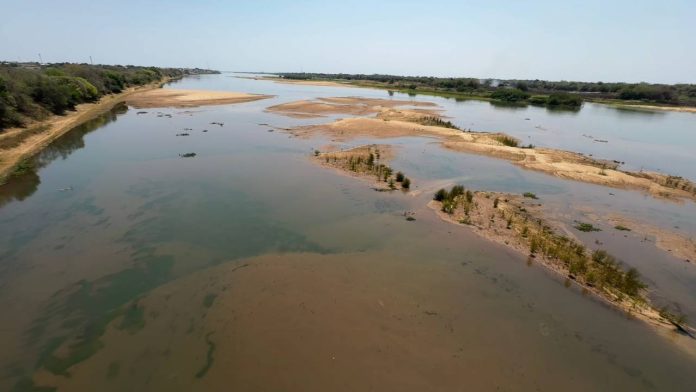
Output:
[0, 81, 164, 183]
[264, 75, 696, 113]
[270, 97, 696, 203]
[0, 85, 274, 183]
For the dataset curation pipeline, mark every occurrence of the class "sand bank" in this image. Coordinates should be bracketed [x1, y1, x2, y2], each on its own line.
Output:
[125, 89, 273, 108]
[275, 97, 696, 202]
[266, 97, 439, 118]
[428, 191, 696, 343]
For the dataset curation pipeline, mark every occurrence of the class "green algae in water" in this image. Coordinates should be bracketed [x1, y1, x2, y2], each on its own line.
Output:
[203, 293, 217, 309]
[195, 332, 216, 379]
[106, 361, 120, 379]
[118, 302, 146, 333]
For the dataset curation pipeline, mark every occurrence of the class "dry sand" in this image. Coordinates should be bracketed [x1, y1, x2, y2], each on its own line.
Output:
[274, 97, 696, 202]
[266, 97, 439, 118]
[125, 89, 273, 108]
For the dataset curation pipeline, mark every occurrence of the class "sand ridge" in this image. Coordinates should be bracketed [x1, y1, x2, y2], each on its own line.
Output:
[125, 89, 274, 108]
[274, 97, 696, 203]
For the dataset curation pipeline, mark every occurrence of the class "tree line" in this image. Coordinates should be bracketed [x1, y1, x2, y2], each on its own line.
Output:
[0, 62, 219, 130]
[277, 72, 696, 106]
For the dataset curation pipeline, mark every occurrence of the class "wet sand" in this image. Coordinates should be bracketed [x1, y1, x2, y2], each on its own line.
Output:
[125, 89, 273, 108]
[31, 251, 696, 391]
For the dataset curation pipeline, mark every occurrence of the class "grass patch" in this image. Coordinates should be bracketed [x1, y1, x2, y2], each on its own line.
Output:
[575, 222, 602, 232]
[614, 225, 631, 231]
[492, 134, 519, 147]
[522, 192, 538, 199]
[416, 116, 460, 130]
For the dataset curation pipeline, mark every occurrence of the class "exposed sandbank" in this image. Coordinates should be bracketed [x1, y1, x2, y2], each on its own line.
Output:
[125, 89, 273, 108]
[266, 97, 439, 118]
[249, 75, 360, 88]
[427, 190, 696, 343]
[273, 97, 696, 202]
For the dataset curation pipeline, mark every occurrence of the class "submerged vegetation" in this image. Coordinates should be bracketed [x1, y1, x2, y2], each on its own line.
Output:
[0, 62, 218, 130]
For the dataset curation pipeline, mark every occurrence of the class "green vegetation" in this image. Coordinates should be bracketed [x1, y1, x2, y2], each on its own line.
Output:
[493, 134, 519, 147]
[432, 187, 651, 306]
[416, 116, 460, 129]
[434, 185, 466, 214]
[318, 146, 412, 191]
[490, 88, 530, 102]
[203, 293, 218, 308]
[0, 62, 218, 130]
[614, 225, 631, 231]
[522, 192, 538, 199]
[529, 92, 583, 108]
[277, 72, 696, 108]
[575, 222, 601, 232]
[195, 332, 217, 379]
[117, 302, 146, 333]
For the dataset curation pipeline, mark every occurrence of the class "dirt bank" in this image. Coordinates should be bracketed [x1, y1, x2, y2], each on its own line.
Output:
[125, 89, 273, 108]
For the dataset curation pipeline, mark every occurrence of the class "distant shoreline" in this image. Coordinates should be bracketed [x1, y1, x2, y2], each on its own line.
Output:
[261, 75, 696, 114]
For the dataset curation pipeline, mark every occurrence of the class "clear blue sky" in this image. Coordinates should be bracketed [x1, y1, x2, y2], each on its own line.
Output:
[2, 0, 694, 83]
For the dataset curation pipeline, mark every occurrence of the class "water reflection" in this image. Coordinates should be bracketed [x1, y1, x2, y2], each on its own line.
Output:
[0, 104, 127, 208]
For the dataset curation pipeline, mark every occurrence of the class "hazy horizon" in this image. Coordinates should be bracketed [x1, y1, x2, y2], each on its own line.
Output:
[2, 0, 694, 84]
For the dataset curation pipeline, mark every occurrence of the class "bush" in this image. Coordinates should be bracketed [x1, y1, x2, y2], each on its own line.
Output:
[490, 88, 530, 102]
[401, 177, 411, 189]
[493, 135, 519, 147]
[575, 222, 601, 232]
[434, 188, 447, 201]
[395, 171, 404, 182]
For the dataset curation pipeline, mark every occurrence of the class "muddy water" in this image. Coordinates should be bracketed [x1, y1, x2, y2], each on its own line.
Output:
[0, 74, 694, 391]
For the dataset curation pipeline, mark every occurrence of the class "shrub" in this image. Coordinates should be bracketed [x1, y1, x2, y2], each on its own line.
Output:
[493, 135, 519, 147]
[395, 171, 404, 182]
[401, 177, 411, 189]
[434, 188, 447, 201]
[523, 192, 538, 199]
[575, 222, 601, 232]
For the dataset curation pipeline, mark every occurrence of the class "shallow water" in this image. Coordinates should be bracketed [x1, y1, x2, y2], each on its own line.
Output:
[0, 74, 695, 391]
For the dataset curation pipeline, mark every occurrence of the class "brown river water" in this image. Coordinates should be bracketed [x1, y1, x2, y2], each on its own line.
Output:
[0, 74, 694, 391]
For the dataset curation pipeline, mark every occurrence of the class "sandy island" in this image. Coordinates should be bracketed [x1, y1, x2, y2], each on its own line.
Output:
[239, 75, 359, 88]
[270, 97, 696, 203]
[426, 190, 696, 344]
[125, 89, 273, 109]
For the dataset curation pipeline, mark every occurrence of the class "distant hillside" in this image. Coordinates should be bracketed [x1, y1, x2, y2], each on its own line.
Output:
[0, 63, 219, 130]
